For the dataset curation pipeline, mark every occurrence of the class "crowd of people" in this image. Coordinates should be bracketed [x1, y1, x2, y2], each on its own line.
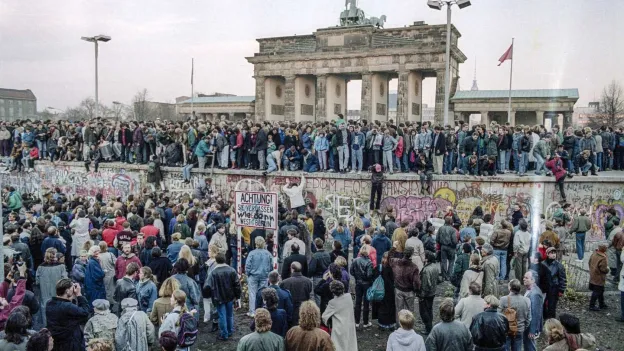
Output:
[1, 116, 623, 185]
[0, 165, 621, 351]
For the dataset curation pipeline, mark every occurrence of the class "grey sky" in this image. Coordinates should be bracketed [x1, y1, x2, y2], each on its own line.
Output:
[1, 0, 622, 112]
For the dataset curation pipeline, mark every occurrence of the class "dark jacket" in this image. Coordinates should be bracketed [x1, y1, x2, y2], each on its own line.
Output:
[84, 258, 106, 306]
[520, 135, 531, 153]
[281, 253, 308, 280]
[46, 296, 90, 351]
[255, 284, 294, 324]
[148, 256, 172, 287]
[251, 308, 288, 337]
[256, 128, 268, 150]
[451, 251, 470, 286]
[280, 272, 313, 326]
[350, 256, 374, 284]
[203, 264, 242, 305]
[41, 236, 66, 255]
[114, 277, 137, 305]
[460, 136, 478, 155]
[389, 257, 421, 292]
[470, 308, 509, 351]
[436, 225, 457, 247]
[312, 216, 326, 240]
[431, 132, 446, 155]
[419, 262, 439, 297]
[539, 258, 567, 293]
[308, 250, 331, 278]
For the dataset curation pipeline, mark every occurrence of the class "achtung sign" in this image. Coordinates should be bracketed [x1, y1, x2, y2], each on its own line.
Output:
[234, 191, 278, 230]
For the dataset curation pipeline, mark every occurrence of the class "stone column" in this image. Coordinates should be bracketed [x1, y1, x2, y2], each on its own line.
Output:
[509, 110, 516, 126]
[284, 75, 296, 122]
[535, 110, 544, 125]
[480, 111, 489, 124]
[254, 76, 266, 121]
[396, 71, 409, 124]
[563, 111, 573, 129]
[361, 73, 373, 122]
[315, 75, 327, 122]
[434, 69, 445, 125]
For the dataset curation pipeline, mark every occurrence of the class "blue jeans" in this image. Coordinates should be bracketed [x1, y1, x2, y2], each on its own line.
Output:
[247, 276, 265, 315]
[444, 151, 454, 174]
[402, 152, 410, 171]
[596, 152, 603, 171]
[518, 152, 527, 174]
[506, 334, 523, 351]
[351, 147, 363, 171]
[534, 153, 546, 174]
[216, 301, 234, 339]
[523, 329, 537, 351]
[620, 291, 624, 320]
[498, 150, 506, 171]
[230, 247, 238, 269]
[505, 148, 512, 171]
[266, 153, 278, 173]
[494, 249, 507, 280]
[512, 151, 519, 172]
[576, 232, 586, 260]
[328, 148, 335, 169]
[182, 164, 193, 181]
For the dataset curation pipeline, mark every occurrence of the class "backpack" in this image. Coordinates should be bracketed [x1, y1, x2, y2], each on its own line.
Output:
[147, 161, 156, 174]
[174, 311, 198, 347]
[366, 266, 385, 301]
[503, 295, 518, 337]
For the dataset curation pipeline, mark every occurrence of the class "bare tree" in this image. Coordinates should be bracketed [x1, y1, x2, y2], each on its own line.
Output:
[589, 81, 624, 129]
[133, 88, 152, 121]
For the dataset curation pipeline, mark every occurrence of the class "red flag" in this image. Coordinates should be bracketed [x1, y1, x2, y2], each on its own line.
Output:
[498, 44, 513, 66]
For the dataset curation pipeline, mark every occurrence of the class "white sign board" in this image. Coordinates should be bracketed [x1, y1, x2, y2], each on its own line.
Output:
[235, 191, 278, 230]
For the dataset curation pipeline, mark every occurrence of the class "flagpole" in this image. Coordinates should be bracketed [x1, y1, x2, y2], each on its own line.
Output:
[508, 38, 514, 123]
[191, 58, 194, 120]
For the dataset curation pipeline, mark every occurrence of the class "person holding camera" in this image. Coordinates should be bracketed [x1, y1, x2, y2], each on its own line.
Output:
[0, 263, 28, 330]
[45, 278, 90, 351]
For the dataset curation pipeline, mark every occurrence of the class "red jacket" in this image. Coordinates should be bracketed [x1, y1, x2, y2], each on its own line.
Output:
[546, 157, 566, 181]
[115, 254, 142, 280]
[102, 228, 119, 247]
[394, 137, 404, 157]
[140, 225, 160, 239]
[0, 279, 26, 330]
[235, 133, 244, 149]
[29, 147, 39, 159]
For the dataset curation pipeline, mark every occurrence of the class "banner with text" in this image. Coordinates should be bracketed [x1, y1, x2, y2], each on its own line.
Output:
[235, 191, 278, 230]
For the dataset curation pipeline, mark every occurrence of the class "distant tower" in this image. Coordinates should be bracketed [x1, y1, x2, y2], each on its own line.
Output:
[470, 58, 479, 91]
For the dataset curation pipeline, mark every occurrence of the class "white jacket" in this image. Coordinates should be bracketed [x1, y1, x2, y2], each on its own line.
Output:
[282, 177, 306, 209]
[619, 251, 624, 292]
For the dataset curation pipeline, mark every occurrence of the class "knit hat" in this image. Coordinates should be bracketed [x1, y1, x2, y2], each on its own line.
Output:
[546, 247, 556, 254]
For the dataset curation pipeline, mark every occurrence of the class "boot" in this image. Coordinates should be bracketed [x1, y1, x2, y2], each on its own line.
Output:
[211, 322, 219, 332]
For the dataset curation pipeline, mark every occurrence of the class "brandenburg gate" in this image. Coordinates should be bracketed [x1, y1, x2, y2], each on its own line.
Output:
[246, 6, 466, 125]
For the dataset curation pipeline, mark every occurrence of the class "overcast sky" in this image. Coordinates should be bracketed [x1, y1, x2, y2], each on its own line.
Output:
[1, 0, 622, 112]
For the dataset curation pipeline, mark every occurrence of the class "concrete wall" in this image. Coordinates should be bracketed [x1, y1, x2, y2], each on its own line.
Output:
[2, 162, 620, 243]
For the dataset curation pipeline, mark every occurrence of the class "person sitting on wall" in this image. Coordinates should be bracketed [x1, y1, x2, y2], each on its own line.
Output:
[302, 149, 319, 174]
[283, 146, 301, 171]
[478, 156, 496, 176]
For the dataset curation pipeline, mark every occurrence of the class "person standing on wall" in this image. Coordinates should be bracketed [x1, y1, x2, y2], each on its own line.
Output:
[282, 175, 306, 215]
[369, 164, 384, 214]
[430, 126, 446, 175]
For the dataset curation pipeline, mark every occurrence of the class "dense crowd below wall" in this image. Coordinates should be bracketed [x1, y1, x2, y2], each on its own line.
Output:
[0, 154, 623, 350]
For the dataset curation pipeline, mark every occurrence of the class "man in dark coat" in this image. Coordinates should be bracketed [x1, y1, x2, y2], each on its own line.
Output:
[281, 243, 307, 280]
[46, 278, 90, 351]
[280, 261, 312, 326]
[255, 270, 294, 325]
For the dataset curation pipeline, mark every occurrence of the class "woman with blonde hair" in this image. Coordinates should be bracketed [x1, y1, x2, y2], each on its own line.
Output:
[167, 233, 184, 263]
[543, 318, 567, 350]
[36, 247, 67, 325]
[285, 301, 333, 351]
[159, 289, 193, 348]
[351, 244, 374, 328]
[150, 277, 180, 326]
[178, 245, 199, 278]
[459, 253, 484, 298]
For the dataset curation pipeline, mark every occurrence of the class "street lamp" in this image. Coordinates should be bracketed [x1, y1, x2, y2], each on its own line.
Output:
[427, 0, 471, 126]
[81, 34, 111, 121]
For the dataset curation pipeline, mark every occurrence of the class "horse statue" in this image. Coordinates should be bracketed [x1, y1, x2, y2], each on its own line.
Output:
[340, 0, 366, 26]
[366, 15, 387, 28]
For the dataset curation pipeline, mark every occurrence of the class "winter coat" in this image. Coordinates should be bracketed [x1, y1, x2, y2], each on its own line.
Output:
[459, 268, 483, 298]
[431, 132, 446, 155]
[115, 302, 155, 351]
[69, 217, 91, 257]
[454, 294, 486, 329]
[424, 320, 473, 351]
[419, 262, 439, 297]
[203, 264, 242, 305]
[172, 273, 201, 311]
[84, 311, 118, 343]
[149, 297, 173, 327]
[146, 159, 163, 184]
[405, 236, 425, 271]
[481, 255, 500, 297]
[539, 258, 567, 293]
[136, 279, 158, 313]
[588, 250, 609, 286]
[46, 296, 90, 351]
[579, 136, 597, 153]
[543, 334, 597, 351]
[490, 228, 511, 250]
[533, 139, 550, 158]
[115, 253, 142, 280]
[452, 252, 470, 285]
[309, 250, 332, 278]
[36, 262, 67, 321]
[285, 326, 333, 351]
[498, 293, 531, 334]
[350, 256, 374, 284]
[469, 308, 509, 351]
[570, 215, 592, 233]
[436, 225, 457, 248]
[85, 257, 106, 307]
[322, 293, 358, 351]
[485, 133, 499, 157]
[280, 272, 312, 325]
[546, 158, 567, 181]
[390, 257, 421, 292]
[459, 136, 478, 155]
[238, 331, 285, 351]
